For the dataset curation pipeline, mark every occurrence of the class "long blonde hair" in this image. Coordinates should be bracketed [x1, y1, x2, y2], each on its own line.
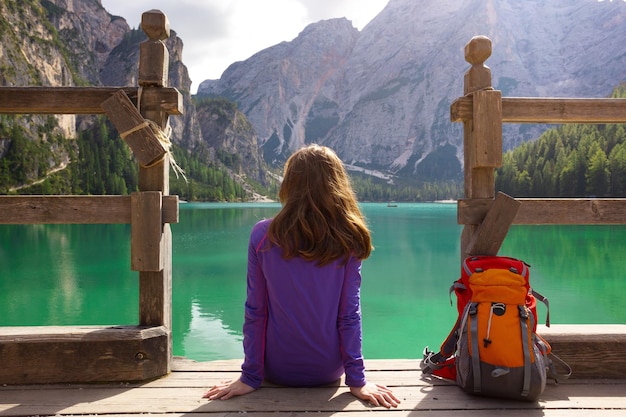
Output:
[268, 144, 372, 265]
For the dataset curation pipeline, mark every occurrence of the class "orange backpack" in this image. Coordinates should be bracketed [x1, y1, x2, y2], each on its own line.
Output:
[421, 256, 568, 401]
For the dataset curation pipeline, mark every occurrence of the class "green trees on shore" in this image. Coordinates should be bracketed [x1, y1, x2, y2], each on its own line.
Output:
[169, 145, 247, 202]
[0, 116, 247, 201]
[350, 174, 462, 202]
[2, 83, 625, 201]
[496, 84, 626, 197]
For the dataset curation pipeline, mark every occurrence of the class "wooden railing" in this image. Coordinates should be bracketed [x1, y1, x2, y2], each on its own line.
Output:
[454, 35, 626, 378]
[0, 10, 181, 384]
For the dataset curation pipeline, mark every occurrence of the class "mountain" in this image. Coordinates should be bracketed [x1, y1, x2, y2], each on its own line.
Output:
[1, 0, 625, 198]
[198, 0, 626, 183]
[0, 0, 270, 198]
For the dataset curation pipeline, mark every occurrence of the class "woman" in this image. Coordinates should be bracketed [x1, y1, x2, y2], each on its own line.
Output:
[203, 144, 400, 408]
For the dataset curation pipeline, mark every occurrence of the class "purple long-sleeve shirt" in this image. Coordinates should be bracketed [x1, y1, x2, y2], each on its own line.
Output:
[239, 218, 366, 389]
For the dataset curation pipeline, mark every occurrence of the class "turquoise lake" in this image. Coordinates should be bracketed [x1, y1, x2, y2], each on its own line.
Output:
[1, 202, 624, 361]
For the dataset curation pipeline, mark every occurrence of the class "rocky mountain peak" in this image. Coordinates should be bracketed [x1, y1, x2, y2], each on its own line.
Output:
[198, 0, 626, 182]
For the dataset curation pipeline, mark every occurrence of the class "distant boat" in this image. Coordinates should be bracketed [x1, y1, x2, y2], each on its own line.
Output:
[387, 202, 398, 207]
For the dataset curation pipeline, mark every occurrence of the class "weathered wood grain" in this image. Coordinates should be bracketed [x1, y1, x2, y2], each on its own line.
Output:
[0, 326, 169, 384]
[451, 96, 626, 124]
[458, 198, 626, 225]
[133, 10, 175, 377]
[0, 195, 178, 224]
[4, 385, 626, 414]
[0, 9, 180, 386]
[471, 89, 502, 168]
[463, 36, 493, 95]
[101, 89, 167, 167]
[0, 86, 182, 114]
[139, 10, 170, 87]
[0, 358, 625, 416]
[464, 191, 520, 256]
[539, 325, 626, 379]
[131, 191, 164, 271]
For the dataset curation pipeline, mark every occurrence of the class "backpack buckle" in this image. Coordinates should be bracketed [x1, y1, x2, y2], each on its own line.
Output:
[518, 305, 529, 319]
[468, 302, 478, 315]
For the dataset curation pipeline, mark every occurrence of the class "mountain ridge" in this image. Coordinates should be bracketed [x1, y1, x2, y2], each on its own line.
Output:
[1, 0, 625, 199]
[198, 0, 626, 182]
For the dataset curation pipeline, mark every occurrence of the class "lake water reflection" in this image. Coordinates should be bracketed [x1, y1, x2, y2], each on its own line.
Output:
[1, 202, 624, 361]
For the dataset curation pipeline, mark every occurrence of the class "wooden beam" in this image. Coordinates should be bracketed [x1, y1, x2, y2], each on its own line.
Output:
[140, 230, 172, 328]
[471, 90, 502, 168]
[102, 90, 168, 167]
[0, 195, 178, 224]
[131, 191, 164, 272]
[0, 87, 182, 115]
[539, 324, 626, 379]
[464, 192, 520, 256]
[458, 198, 626, 225]
[0, 326, 170, 384]
[451, 97, 626, 124]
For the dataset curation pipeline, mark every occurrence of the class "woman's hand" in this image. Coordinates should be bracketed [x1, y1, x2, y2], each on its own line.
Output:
[350, 382, 401, 408]
[203, 378, 256, 400]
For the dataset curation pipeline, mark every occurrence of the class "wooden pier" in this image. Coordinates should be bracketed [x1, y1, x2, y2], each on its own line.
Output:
[1, 358, 625, 416]
[0, 10, 181, 385]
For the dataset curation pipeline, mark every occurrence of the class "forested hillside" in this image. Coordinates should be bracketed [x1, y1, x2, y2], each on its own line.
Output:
[1, 113, 248, 201]
[0, 1, 262, 202]
[496, 84, 626, 197]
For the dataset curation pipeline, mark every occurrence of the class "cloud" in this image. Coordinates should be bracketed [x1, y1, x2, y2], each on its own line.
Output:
[299, 0, 386, 28]
[101, 0, 388, 92]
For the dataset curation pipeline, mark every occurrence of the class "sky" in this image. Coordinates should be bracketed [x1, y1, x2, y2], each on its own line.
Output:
[100, 0, 389, 94]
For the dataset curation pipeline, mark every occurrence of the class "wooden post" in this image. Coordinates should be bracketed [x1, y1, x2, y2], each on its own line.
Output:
[463, 36, 492, 95]
[458, 35, 504, 259]
[135, 9, 174, 372]
[0, 9, 184, 384]
[464, 192, 520, 256]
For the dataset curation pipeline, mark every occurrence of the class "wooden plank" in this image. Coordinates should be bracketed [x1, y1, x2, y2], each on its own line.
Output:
[2, 407, 624, 417]
[1, 357, 625, 415]
[0, 195, 178, 224]
[131, 191, 163, 271]
[102, 90, 168, 167]
[0, 326, 169, 384]
[451, 96, 626, 124]
[1, 383, 626, 415]
[171, 358, 423, 372]
[464, 192, 520, 256]
[0, 86, 182, 115]
[141, 86, 183, 115]
[539, 324, 626, 379]
[471, 90, 502, 168]
[458, 198, 626, 225]
[140, 370, 626, 390]
[0, 412, 616, 417]
[146, 370, 437, 389]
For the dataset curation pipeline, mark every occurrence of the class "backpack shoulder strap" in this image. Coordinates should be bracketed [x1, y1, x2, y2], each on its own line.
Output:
[531, 289, 550, 326]
[468, 302, 482, 393]
[518, 306, 533, 397]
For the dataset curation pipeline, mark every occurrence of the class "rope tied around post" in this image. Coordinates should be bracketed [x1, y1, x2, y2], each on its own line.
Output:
[119, 121, 150, 139]
[129, 86, 187, 181]
[101, 88, 185, 181]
